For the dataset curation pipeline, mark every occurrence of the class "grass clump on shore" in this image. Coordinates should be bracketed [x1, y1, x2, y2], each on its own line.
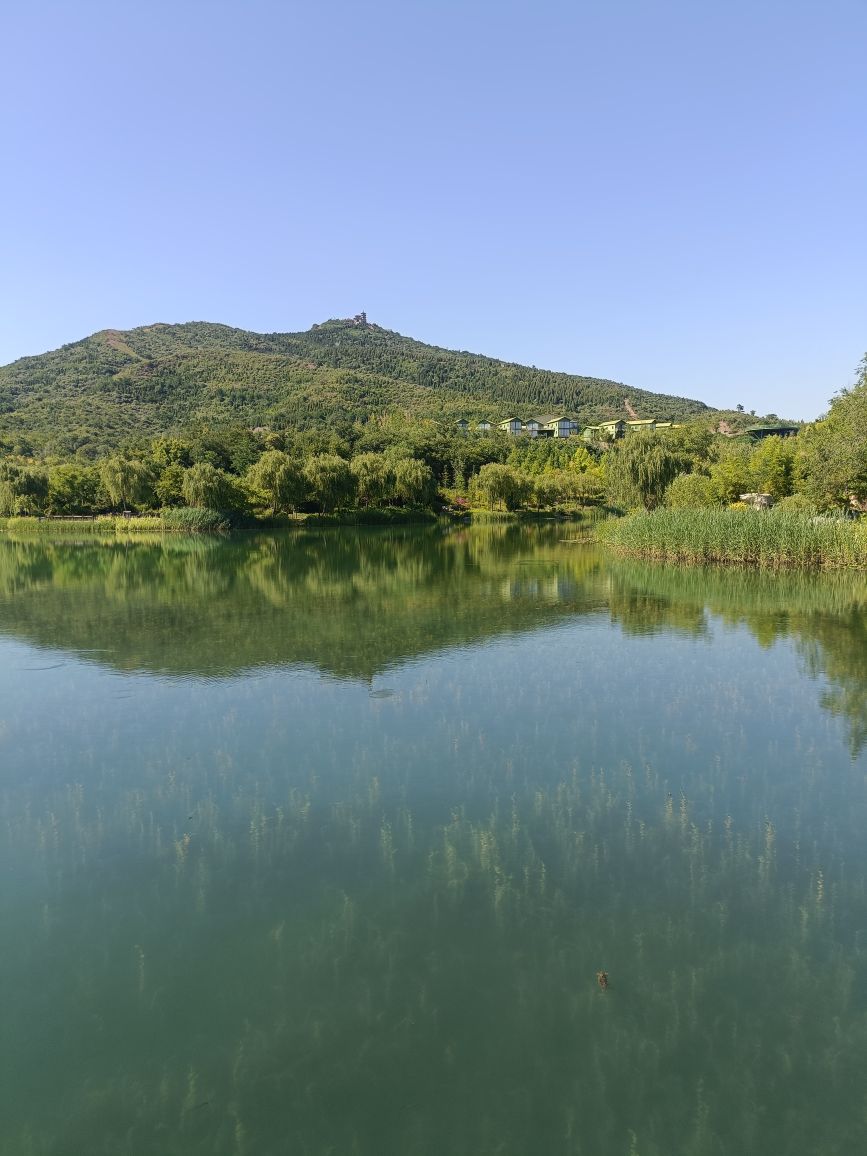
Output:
[601, 507, 867, 568]
[2, 508, 231, 538]
[301, 507, 438, 526]
[159, 507, 232, 532]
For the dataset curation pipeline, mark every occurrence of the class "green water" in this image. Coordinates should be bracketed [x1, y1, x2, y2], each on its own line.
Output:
[1, 525, 866, 1155]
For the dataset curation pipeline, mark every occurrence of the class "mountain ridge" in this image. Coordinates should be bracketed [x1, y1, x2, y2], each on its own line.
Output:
[0, 316, 743, 457]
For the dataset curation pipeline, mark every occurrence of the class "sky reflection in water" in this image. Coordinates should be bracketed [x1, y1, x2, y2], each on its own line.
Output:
[1, 526, 866, 1155]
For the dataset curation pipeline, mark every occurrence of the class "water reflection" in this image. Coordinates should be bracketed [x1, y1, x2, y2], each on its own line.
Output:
[1, 527, 866, 1154]
[1, 529, 866, 750]
[0, 526, 608, 678]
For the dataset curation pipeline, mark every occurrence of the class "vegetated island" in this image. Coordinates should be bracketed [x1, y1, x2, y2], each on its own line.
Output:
[1, 314, 865, 564]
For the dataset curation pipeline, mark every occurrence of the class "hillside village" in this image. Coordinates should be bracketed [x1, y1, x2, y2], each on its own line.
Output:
[455, 415, 799, 442]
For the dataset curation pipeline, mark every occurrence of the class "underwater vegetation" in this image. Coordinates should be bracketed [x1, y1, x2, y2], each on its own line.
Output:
[0, 526, 866, 1153]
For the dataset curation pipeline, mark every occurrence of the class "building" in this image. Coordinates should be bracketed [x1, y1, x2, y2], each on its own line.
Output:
[497, 415, 580, 438]
[537, 415, 579, 438]
[477, 420, 492, 433]
[740, 424, 800, 441]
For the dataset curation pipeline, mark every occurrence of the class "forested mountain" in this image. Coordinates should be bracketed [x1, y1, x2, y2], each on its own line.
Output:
[0, 315, 730, 457]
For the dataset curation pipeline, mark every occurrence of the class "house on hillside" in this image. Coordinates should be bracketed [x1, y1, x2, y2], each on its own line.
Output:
[477, 420, 492, 433]
[740, 424, 800, 441]
[455, 418, 469, 432]
[498, 415, 580, 438]
[537, 414, 579, 438]
[625, 418, 657, 432]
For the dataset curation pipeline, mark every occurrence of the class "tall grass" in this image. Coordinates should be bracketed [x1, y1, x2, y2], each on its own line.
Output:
[159, 507, 231, 533]
[3, 509, 230, 536]
[4, 516, 116, 537]
[601, 507, 867, 568]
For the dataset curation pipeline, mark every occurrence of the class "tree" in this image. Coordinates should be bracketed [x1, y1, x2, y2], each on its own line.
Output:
[47, 464, 102, 514]
[390, 457, 436, 506]
[605, 433, 690, 510]
[154, 463, 186, 507]
[665, 472, 718, 508]
[708, 441, 753, 504]
[350, 452, 392, 507]
[303, 454, 356, 512]
[151, 436, 193, 468]
[798, 356, 867, 509]
[471, 463, 533, 510]
[749, 435, 795, 500]
[99, 457, 151, 510]
[0, 463, 49, 515]
[181, 462, 234, 509]
[246, 451, 306, 516]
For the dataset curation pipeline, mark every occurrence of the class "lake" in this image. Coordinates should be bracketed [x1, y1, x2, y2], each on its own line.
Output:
[1, 524, 866, 1155]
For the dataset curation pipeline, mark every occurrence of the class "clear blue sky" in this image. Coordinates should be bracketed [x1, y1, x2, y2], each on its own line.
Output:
[2, 0, 865, 420]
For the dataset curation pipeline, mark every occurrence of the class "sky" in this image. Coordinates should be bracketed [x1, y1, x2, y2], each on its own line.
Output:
[1, 0, 865, 420]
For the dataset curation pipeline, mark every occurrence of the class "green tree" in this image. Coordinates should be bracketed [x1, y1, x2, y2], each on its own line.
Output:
[350, 452, 392, 507]
[471, 463, 533, 510]
[181, 462, 234, 509]
[749, 435, 795, 500]
[798, 357, 867, 509]
[303, 454, 356, 512]
[534, 470, 577, 508]
[0, 463, 49, 515]
[47, 464, 102, 514]
[151, 436, 193, 468]
[605, 433, 690, 510]
[390, 457, 436, 506]
[665, 472, 718, 508]
[246, 450, 306, 516]
[708, 441, 753, 504]
[154, 463, 186, 507]
[99, 457, 151, 510]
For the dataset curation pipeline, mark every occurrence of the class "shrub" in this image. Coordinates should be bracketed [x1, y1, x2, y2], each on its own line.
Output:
[160, 507, 231, 533]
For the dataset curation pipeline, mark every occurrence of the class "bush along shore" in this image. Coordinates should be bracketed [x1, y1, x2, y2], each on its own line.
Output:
[600, 508, 867, 569]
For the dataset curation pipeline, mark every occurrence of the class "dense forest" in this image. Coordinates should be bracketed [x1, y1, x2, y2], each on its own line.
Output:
[0, 316, 746, 459]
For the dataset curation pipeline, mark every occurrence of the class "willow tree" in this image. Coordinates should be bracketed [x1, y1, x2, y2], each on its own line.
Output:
[181, 462, 233, 510]
[303, 453, 356, 513]
[246, 450, 306, 516]
[606, 433, 690, 510]
[98, 457, 152, 511]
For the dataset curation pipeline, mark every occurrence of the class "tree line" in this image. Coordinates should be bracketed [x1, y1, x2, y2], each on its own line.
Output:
[1, 354, 865, 519]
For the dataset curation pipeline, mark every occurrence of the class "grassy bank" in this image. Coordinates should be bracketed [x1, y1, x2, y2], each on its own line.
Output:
[1, 509, 232, 537]
[600, 508, 867, 568]
[297, 507, 438, 527]
[467, 507, 605, 524]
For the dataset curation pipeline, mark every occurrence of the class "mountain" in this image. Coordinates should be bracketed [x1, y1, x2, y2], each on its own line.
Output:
[0, 315, 731, 457]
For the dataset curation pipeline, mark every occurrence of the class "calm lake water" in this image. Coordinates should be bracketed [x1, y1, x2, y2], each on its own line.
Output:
[1, 525, 867, 1155]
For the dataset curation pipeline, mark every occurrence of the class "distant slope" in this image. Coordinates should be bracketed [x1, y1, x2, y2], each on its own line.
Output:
[0, 316, 725, 456]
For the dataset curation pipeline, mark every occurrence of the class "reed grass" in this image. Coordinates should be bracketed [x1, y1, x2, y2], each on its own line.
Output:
[601, 508, 867, 568]
[3, 509, 230, 536]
